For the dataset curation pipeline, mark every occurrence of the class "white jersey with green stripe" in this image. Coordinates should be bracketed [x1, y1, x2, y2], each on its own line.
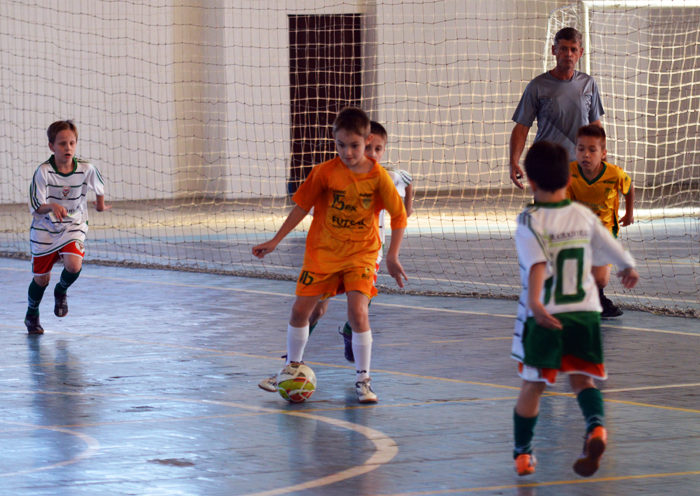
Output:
[377, 167, 412, 265]
[511, 199, 635, 361]
[29, 156, 105, 256]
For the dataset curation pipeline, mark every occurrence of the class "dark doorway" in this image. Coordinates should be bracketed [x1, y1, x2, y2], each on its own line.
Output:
[288, 14, 362, 194]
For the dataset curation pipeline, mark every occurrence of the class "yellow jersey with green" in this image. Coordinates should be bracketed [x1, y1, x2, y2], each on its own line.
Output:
[293, 156, 407, 274]
[567, 161, 631, 237]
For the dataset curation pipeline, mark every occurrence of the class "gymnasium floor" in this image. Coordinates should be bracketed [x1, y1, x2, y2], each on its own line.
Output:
[1, 257, 699, 495]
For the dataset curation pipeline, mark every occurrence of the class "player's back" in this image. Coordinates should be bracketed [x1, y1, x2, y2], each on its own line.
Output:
[516, 201, 602, 315]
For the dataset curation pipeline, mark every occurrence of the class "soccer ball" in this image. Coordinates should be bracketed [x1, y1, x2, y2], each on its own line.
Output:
[276, 363, 316, 403]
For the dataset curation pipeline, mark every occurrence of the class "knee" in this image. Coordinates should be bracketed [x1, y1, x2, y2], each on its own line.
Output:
[569, 375, 596, 394]
[34, 274, 50, 287]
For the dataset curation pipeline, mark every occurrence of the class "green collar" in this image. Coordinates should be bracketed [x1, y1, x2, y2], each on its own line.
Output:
[531, 199, 571, 209]
[577, 161, 607, 185]
[49, 155, 77, 176]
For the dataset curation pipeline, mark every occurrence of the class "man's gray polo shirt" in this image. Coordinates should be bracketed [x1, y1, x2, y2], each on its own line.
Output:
[512, 71, 605, 160]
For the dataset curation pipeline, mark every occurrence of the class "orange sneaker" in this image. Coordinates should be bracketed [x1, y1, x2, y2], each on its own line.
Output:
[514, 453, 536, 476]
[573, 426, 607, 477]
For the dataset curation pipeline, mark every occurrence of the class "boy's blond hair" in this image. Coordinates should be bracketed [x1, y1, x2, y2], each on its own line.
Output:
[47, 120, 78, 144]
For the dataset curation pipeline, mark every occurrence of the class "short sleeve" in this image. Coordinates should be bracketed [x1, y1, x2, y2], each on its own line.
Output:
[292, 165, 323, 213]
[512, 82, 539, 127]
[515, 215, 548, 274]
[86, 164, 106, 196]
[590, 214, 635, 269]
[618, 169, 631, 196]
[588, 80, 605, 122]
[29, 167, 47, 213]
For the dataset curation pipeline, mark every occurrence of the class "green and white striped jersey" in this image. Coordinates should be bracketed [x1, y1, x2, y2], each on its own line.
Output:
[511, 200, 635, 362]
[29, 156, 105, 257]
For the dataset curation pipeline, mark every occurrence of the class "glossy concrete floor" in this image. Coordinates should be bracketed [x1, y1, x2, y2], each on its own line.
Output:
[1, 257, 699, 495]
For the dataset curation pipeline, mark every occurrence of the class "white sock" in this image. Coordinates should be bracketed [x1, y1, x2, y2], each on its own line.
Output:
[352, 330, 373, 382]
[286, 324, 309, 364]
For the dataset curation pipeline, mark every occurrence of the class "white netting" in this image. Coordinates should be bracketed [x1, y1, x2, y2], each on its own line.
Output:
[0, 0, 698, 315]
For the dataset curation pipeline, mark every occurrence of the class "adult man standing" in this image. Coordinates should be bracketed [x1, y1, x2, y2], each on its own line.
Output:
[509, 27, 605, 189]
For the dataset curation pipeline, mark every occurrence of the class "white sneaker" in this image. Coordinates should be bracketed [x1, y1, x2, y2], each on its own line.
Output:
[258, 374, 277, 392]
[355, 378, 378, 403]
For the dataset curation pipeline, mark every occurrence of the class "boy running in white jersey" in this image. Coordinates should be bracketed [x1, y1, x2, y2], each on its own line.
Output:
[511, 141, 638, 477]
[257, 121, 412, 393]
[25, 120, 110, 334]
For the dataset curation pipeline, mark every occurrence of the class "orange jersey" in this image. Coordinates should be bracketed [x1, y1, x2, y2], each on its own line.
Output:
[567, 161, 631, 237]
[293, 156, 407, 274]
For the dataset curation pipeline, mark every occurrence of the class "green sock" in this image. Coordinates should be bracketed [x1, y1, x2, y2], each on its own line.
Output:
[577, 387, 605, 433]
[309, 321, 318, 336]
[341, 321, 353, 337]
[27, 280, 48, 316]
[55, 268, 81, 295]
[513, 410, 538, 459]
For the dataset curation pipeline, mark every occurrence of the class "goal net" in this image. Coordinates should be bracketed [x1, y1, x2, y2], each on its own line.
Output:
[0, 0, 698, 316]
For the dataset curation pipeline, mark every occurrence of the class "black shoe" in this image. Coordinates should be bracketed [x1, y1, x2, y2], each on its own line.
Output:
[25, 314, 44, 334]
[54, 291, 68, 317]
[339, 327, 354, 363]
[600, 297, 623, 318]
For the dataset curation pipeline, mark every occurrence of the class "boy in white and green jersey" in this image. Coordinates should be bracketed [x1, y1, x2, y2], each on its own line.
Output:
[25, 120, 110, 334]
[510, 141, 638, 478]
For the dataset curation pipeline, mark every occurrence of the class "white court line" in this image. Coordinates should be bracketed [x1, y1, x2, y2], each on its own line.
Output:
[604, 383, 700, 393]
[0, 390, 397, 496]
[0, 419, 100, 478]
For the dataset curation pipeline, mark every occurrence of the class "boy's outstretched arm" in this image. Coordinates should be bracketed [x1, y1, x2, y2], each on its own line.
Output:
[617, 267, 639, 289]
[93, 195, 112, 212]
[252, 205, 308, 259]
[620, 183, 635, 227]
[385, 227, 408, 288]
[528, 262, 562, 330]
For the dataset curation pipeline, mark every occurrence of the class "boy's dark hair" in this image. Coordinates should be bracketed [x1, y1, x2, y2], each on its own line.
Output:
[47, 120, 78, 144]
[370, 121, 388, 141]
[524, 141, 570, 192]
[554, 27, 583, 47]
[576, 124, 606, 145]
[333, 108, 370, 138]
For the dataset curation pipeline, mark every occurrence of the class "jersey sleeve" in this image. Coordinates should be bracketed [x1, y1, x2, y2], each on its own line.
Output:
[515, 213, 549, 275]
[85, 163, 106, 196]
[589, 79, 605, 122]
[29, 166, 47, 213]
[617, 168, 632, 196]
[292, 164, 323, 213]
[378, 170, 407, 230]
[512, 81, 538, 127]
[590, 215, 635, 269]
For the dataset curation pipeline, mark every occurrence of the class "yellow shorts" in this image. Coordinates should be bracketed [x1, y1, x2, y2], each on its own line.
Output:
[295, 265, 378, 300]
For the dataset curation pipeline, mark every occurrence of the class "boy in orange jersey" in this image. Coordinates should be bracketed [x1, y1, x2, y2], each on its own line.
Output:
[567, 125, 634, 318]
[252, 108, 408, 403]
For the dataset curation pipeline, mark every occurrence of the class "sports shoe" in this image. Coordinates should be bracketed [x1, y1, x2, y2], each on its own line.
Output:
[514, 453, 537, 476]
[600, 296, 623, 318]
[340, 327, 355, 363]
[54, 291, 69, 317]
[258, 374, 277, 392]
[573, 426, 608, 477]
[355, 377, 378, 403]
[25, 314, 45, 335]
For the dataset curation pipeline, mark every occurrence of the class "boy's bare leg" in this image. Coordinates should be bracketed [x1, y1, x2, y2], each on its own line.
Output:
[287, 295, 323, 363]
[346, 291, 376, 402]
[513, 379, 546, 474]
[308, 299, 329, 335]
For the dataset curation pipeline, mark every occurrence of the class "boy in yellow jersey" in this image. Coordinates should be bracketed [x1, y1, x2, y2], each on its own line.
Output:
[567, 125, 634, 318]
[252, 108, 408, 403]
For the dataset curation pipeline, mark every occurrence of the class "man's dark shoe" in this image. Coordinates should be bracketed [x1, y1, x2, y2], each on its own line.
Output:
[339, 327, 355, 363]
[600, 296, 623, 318]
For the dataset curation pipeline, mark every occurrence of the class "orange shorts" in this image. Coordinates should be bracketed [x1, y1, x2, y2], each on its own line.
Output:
[295, 265, 378, 300]
[518, 355, 607, 386]
[32, 241, 85, 275]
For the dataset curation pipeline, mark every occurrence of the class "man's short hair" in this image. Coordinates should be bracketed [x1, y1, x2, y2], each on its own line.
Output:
[333, 108, 370, 138]
[524, 141, 570, 192]
[47, 120, 78, 144]
[370, 121, 388, 141]
[576, 124, 606, 145]
[554, 27, 583, 48]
